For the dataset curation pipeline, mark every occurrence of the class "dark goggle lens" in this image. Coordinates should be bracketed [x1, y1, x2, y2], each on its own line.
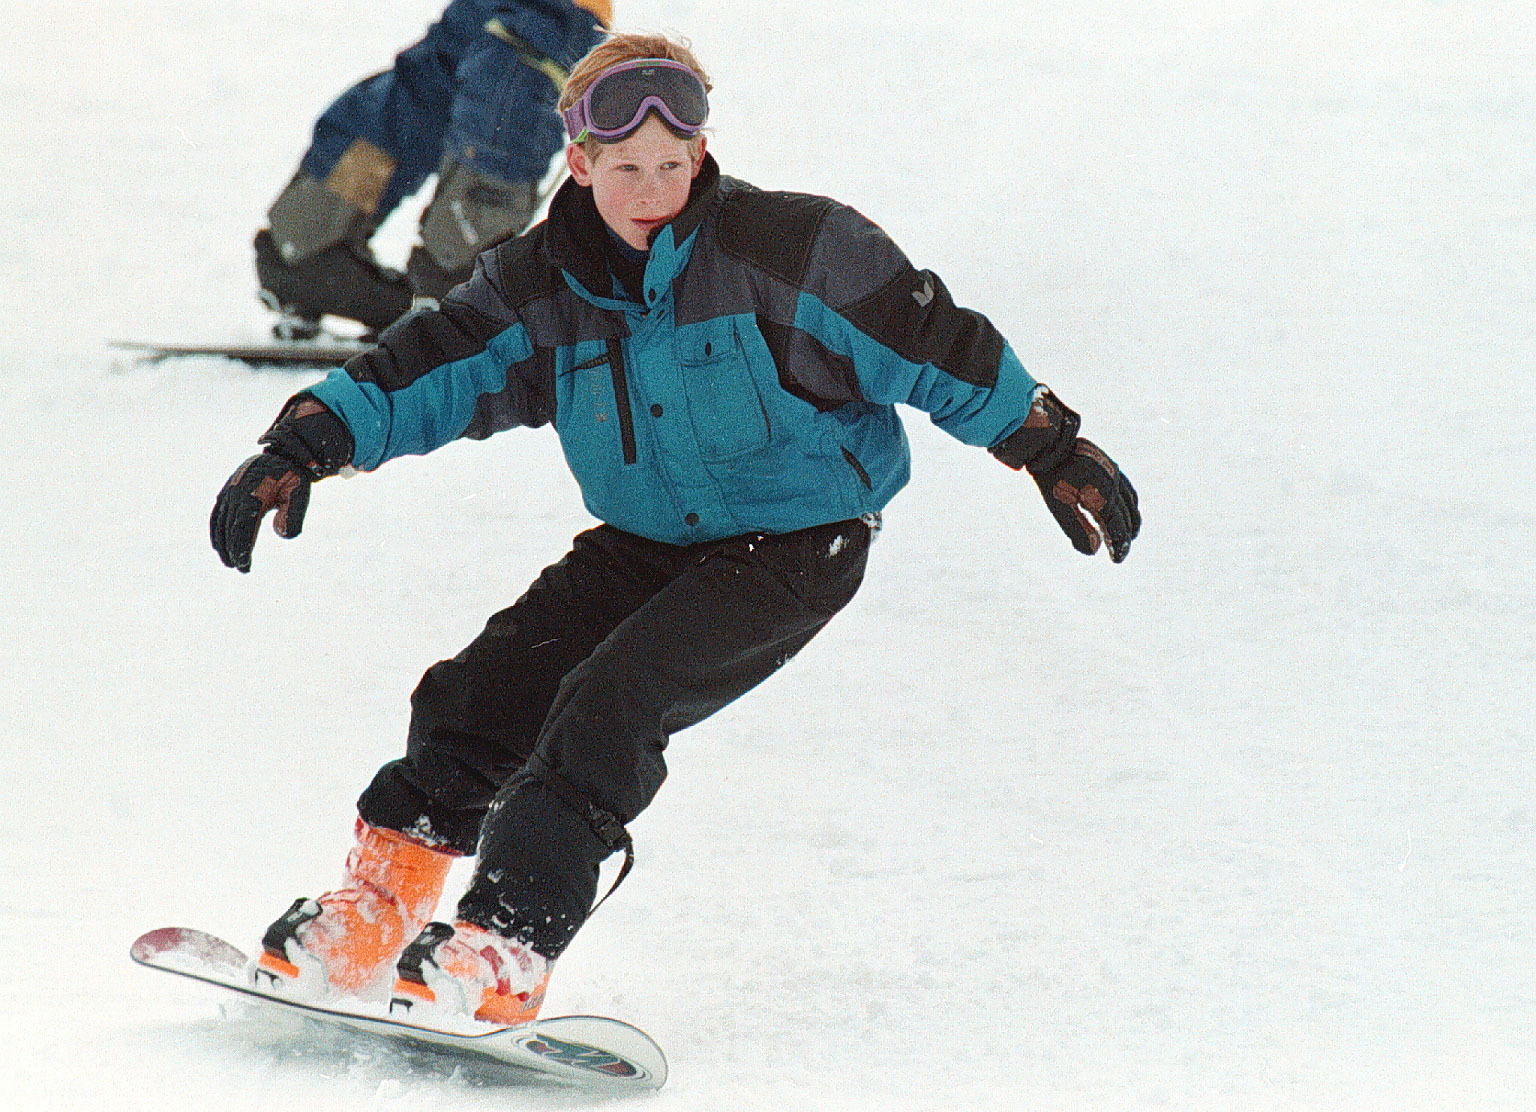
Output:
[588, 65, 708, 133]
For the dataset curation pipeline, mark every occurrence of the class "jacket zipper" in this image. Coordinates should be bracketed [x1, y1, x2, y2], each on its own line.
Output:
[606, 338, 637, 465]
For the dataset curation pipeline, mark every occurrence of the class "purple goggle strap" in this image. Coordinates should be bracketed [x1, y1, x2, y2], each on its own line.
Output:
[562, 58, 708, 141]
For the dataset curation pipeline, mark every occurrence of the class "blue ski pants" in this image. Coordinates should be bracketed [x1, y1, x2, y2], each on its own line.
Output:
[298, 0, 606, 221]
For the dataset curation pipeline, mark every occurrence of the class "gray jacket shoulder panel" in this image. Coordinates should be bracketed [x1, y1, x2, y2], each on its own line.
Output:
[712, 178, 910, 311]
[713, 178, 838, 290]
[709, 178, 1003, 389]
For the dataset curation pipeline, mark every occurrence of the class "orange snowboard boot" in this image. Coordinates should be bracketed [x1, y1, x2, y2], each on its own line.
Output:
[390, 921, 552, 1026]
[254, 819, 455, 998]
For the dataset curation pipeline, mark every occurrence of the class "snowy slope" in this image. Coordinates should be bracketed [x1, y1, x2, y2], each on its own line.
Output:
[3, 1, 1535, 1109]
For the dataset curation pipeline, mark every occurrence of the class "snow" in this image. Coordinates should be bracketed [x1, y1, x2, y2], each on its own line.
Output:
[3, 0, 1534, 1108]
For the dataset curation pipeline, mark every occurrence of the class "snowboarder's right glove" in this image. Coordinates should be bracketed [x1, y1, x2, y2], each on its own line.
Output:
[990, 389, 1141, 563]
[210, 394, 353, 573]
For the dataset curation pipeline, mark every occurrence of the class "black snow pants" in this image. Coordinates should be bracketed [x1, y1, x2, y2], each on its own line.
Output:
[356, 516, 874, 958]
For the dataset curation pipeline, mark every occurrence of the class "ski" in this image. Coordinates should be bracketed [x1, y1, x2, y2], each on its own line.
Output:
[109, 339, 368, 367]
[130, 927, 666, 1091]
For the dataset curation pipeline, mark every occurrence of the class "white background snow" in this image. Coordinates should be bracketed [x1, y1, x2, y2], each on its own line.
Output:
[3, 0, 1533, 1108]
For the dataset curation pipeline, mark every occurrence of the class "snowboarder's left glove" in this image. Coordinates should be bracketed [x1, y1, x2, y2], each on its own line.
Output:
[210, 394, 353, 573]
[991, 389, 1141, 563]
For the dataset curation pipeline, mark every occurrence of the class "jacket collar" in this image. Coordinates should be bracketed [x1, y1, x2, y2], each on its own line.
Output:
[546, 154, 721, 308]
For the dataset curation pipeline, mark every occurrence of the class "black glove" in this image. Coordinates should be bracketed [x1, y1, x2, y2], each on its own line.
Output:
[1031, 439, 1140, 562]
[210, 395, 353, 573]
[990, 389, 1141, 563]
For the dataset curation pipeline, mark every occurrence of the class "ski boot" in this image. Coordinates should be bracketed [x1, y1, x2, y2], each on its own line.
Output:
[390, 921, 552, 1026]
[254, 819, 455, 999]
[255, 169, 413, 339]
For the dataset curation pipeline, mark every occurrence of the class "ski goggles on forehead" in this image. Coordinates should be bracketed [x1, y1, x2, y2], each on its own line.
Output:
[563, 58, 709, 143]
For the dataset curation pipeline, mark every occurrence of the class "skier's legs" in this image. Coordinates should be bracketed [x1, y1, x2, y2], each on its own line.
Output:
[293, 0, 603, 247]
[255, 5, 473, 333]
[259, 2, 607, 325]
[298, 1, 488, 224]
[456, 517, 875, 958]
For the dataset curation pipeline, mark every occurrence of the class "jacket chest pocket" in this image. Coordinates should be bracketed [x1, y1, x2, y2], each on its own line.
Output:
[677, 319, 772, 462]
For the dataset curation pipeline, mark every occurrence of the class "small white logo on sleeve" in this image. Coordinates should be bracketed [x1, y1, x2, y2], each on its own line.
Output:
[912, 278, 934, 307]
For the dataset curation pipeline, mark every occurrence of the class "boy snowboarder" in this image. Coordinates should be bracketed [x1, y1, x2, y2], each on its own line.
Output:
[212, 31, 1140, 1026]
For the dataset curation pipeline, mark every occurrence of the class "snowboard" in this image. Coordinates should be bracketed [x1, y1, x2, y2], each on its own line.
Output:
[110, 339, 367, 367]
[130, 927, 666, 1091]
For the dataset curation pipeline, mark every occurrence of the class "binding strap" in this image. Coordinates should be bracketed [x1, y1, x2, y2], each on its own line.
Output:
[529, 765, 636, 915]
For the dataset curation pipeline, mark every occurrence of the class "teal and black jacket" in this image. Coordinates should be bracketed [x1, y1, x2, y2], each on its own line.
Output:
[308, 156, 1044, 544]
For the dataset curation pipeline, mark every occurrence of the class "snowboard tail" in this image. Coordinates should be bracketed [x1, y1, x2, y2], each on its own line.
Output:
[130, 927, 665, 1091]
